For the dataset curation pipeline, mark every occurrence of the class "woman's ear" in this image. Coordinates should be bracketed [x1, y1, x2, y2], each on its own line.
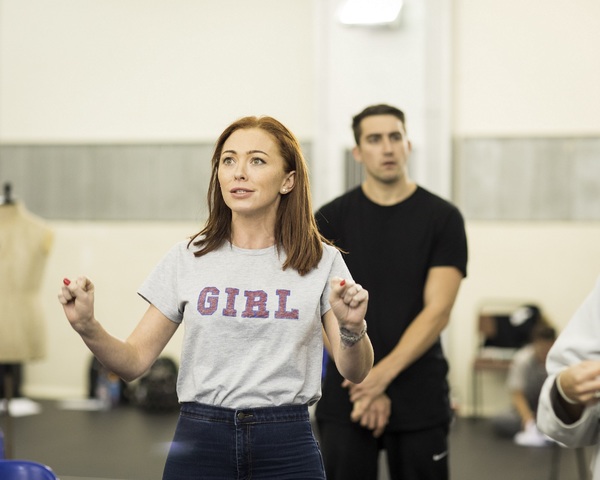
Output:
[281, 171, 296, 194]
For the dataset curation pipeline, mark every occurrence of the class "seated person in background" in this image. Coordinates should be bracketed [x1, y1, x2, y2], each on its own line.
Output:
[492, 323, 557, 446]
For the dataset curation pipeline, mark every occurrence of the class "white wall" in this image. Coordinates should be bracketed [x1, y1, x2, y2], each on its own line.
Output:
[0, 0, 315, 142]
[453, 0, 600, 135]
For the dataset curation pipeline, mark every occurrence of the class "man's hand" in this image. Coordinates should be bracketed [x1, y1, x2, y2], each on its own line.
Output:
[342, 363, 390, 415]
[351, 394, 391, 438]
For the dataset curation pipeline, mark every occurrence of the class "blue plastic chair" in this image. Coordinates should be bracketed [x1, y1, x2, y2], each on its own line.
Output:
[0, 459, 58, 479]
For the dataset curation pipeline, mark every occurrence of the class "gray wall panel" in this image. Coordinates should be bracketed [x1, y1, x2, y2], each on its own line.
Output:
[454, 137, 600, 220]
[0, 144, 213, 221]
[0, 142, 312, 221]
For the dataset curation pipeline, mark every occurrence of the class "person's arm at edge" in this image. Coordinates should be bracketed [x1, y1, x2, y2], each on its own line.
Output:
[551, 373, 585, 423]
[537, 372, 599, 448]
[537, 277, 600, 446]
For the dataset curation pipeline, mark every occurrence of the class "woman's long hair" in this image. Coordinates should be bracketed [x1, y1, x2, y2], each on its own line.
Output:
[188, 116, 324, 276]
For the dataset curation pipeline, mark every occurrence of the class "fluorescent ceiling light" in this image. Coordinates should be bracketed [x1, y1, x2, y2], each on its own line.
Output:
[337, 0, 403, 26]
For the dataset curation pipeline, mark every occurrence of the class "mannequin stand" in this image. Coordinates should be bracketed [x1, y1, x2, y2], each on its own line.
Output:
[1, 367, 15, 459]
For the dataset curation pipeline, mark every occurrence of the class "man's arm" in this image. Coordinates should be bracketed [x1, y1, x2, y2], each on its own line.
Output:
[345, 266, 463, 408]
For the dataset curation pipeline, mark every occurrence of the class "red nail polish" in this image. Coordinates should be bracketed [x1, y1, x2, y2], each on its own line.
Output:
[63, 278, 71, 286]
[340, 279, 346, 287]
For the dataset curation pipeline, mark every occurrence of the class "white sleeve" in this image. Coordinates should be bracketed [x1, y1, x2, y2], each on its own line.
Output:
[537, 275, 600, 447]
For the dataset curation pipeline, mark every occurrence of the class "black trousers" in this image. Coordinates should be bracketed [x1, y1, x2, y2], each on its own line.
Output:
[316, 419, 449, 480]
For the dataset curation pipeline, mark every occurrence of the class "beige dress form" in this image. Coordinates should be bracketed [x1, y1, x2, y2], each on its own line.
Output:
[0, 202, 54, 362]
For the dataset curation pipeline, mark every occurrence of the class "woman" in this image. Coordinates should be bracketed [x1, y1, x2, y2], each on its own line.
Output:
[58, 115, 374, 479]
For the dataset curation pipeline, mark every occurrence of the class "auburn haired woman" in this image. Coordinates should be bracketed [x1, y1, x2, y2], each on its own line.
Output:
[59, 115, 373, 479]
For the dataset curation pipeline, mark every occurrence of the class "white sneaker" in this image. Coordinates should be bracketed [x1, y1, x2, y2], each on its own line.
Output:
[514, 423, 553, 447]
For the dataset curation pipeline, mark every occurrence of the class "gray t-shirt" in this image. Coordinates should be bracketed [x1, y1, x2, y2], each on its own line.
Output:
[138, 240, 350, 409]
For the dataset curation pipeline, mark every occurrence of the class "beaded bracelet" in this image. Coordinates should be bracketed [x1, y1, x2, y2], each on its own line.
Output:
[339, 321, 367, 348]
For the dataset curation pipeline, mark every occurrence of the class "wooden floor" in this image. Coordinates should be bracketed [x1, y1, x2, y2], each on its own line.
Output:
[1, 399, 592, 480]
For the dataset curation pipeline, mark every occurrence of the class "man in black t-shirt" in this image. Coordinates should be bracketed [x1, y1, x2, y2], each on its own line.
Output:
[315, 104, 468, 480]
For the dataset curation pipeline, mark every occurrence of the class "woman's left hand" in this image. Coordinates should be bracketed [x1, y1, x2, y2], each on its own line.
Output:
[329, 277, 368, 332]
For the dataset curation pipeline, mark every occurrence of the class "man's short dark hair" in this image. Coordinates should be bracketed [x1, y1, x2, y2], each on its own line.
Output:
[352, 104, 406, 145]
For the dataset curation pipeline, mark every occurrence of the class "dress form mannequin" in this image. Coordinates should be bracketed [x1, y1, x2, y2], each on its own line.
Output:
[0, 183, 53, 458]
[0, 185, 54, 363]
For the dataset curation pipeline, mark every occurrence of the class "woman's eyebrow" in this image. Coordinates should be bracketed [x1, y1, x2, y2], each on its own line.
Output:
[221, 150, 269, 157]
[221, 149, 270, 156]
[247, 149, 269, 156]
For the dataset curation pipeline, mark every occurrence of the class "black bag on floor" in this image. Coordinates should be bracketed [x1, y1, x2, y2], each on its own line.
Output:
[133, 356, 179, 412]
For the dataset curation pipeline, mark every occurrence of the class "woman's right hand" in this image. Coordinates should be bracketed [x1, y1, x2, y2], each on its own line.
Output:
[58, 276, 96, 334]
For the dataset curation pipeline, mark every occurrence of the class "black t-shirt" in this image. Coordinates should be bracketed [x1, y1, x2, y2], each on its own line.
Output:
[315, 186, 468, 431]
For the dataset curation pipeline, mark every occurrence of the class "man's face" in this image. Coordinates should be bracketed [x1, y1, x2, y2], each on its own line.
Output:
[353, 114, 412, 185]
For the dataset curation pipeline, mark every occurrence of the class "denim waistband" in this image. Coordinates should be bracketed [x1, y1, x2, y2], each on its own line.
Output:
[179, 402, 309, 425]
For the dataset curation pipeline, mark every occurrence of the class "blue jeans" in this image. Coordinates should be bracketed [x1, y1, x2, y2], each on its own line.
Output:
[162, 402, 325, 480]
